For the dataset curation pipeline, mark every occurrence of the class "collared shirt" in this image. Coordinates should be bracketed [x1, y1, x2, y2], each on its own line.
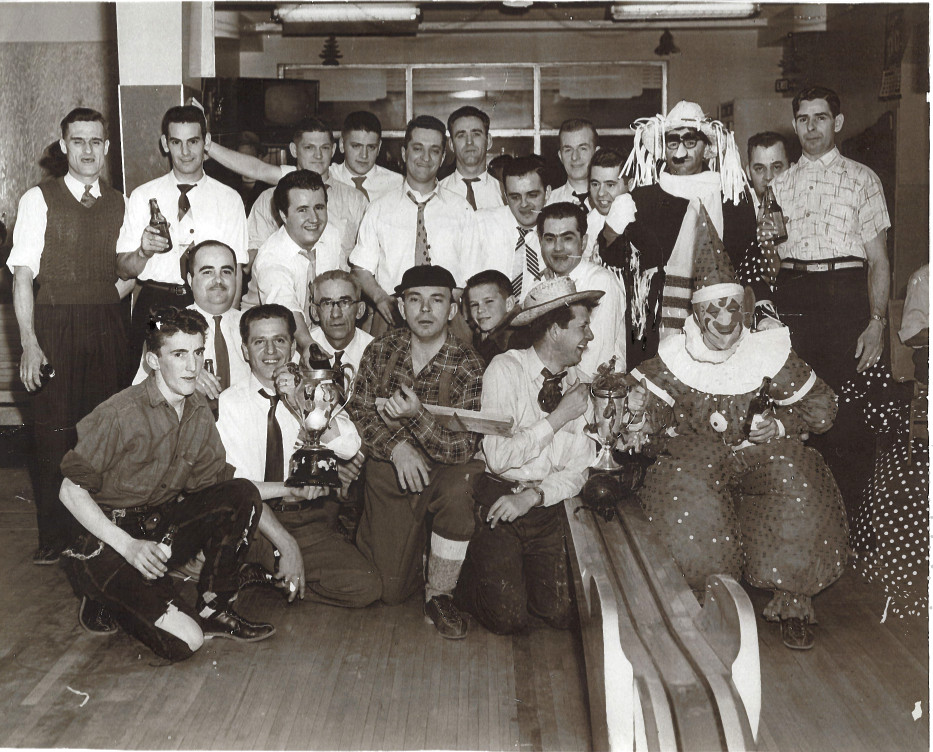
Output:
[329, 162, 404, 202]
[772, 147, 890, 262]
[131, 303, 249, 387]
[583, 207, 607, 263]
[547, 182, 593, 211]
[439, 169, 504, 210]
[474, 204, 544, 303]
[8, 174, 117, 278]
[241, 223, 345, 316]
[348, 183, 479, 291]
[349, 328, 484, 465]
[60, 376, 234, 509]
[116, 171, 248, 283]
[217, 372, 361, 482]
[566, 260, 626, 380]
[482, 347, 595, 506]
[247, 166, 367, 261]
[308, 326, 374, 381]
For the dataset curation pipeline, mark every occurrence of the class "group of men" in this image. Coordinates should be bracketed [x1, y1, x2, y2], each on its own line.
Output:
[9, 81, 888, 658]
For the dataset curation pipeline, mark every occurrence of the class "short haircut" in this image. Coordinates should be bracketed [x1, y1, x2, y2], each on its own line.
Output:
[537, 201, 587, 237]
[145, 306, 208, 354]
[501, 154, 548, 187]
[239, 303, 297, 343]
[273, 169, 327, 217]
[161, 105, 207, 138]
[60, 108, 107, 139]
[342, 111, 382, 138]
[312, 269, 361, 301]
[527, 301, 598, 345]
[747, 131, 790, 162]
[558, 118, 598, 144]
[186, 240, 236, 274]
[793, 85, 841, 118]
[465, 269, 512, 301]
[590, 147, 626, 172]
[404, 115, 447, 148]
[292, 116, 335, 145]
[447, 106, 490, 136]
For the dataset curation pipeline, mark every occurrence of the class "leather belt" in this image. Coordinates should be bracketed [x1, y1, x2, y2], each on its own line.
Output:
[780, 259, 866, 273]
[273, 498, 317, 513]
[142, 279, 189, 296]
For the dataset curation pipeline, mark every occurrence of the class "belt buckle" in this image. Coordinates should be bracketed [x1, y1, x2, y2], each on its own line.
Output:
[811, 263, 829, 272]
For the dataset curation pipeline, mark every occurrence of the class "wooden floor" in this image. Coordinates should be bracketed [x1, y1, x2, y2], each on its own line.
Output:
[0, 465, 928, 751]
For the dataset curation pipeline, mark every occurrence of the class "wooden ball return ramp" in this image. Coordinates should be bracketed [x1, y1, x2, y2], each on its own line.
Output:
[565, 492, 761, 751]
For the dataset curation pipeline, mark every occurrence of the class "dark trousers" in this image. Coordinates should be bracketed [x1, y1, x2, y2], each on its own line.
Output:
[774, 266, 875, 522]
[356, 457, 480, 605]
[63, 479, 261, 662]
[129, 283, 193, 380]
[32, 304, 128, 549]
[455, 474, 572, 635]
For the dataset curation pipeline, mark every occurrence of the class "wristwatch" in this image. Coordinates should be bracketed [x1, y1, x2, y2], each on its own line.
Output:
[529, 487, 545, 507]
[870, 313, 886, 327]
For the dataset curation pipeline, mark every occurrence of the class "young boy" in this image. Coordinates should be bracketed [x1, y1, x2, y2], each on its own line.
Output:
[463, 269, 517, 365]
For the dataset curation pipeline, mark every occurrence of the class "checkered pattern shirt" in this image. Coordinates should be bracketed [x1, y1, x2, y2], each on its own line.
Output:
[350, 328, 484, 464]
[772, 147, 890, 261]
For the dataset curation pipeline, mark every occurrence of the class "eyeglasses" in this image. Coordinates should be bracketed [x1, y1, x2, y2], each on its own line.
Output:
[665, 133, 701, 150]
[316, 297, 359, 312]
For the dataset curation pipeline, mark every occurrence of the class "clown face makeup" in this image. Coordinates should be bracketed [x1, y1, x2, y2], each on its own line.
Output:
[693, 294, 745, 351]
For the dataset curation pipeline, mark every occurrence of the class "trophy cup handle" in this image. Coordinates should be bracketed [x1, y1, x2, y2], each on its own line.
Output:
[330, 362, 356, 422]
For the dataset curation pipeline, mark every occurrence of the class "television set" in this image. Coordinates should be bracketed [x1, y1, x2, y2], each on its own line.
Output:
[202, 78, 320, 145]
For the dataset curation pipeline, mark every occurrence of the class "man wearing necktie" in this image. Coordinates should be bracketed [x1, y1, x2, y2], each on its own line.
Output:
[546, 118, 598, 211]
[455, 277, 600, 635]
[216, 304, 381, 610]
[116, 105, 248, 375]
[329, 111, 404, 201]
[8, 108, 129, 566]
[439, 106, 504, 211]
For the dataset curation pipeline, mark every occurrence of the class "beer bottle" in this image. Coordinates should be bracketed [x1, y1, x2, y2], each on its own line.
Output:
[158, 524, 178, 559]
[759, 186, 788, 245]
[743, 377, 774, 437]
[148, 199, 173, 251]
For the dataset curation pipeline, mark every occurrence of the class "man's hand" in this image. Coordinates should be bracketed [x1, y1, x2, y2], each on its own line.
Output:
[283, 486, 328, 501]
[122, 538, 169, 580]
[274, 538, 306, 602]
[141, 225, 170, 256]
[487, 489, 539, 529]
[625, 383, 649, 414]
[196, 369, 223, 399]
[549, 382, 590, 427]
[748, 413, 781, 444]
[20, 342, 48, 392]
[337, 451, 365, 499]
[855, 320, 884, 373]
[390, 441, 431, 493]
[373, 291, 397, 325]
[383, 383, 422, 421]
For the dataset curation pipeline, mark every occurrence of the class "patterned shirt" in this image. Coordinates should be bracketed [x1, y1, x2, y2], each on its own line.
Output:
[349, 328, 484, 464]
[772, 147, 890, 262]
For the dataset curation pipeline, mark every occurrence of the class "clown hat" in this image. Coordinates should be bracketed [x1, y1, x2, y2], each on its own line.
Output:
[691, 203, 744, 304]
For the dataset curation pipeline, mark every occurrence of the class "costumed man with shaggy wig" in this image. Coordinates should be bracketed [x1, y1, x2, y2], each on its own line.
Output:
[618, 202, 847, 650]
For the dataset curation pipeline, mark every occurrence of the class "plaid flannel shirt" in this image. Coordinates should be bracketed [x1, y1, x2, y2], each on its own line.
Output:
[350, 328, 484, 464]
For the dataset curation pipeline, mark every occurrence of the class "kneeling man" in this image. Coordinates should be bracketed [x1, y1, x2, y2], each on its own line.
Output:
[456, 278, 599, 634]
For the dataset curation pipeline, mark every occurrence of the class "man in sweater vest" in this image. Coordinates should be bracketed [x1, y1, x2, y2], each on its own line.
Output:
[8, 107, 129, 565]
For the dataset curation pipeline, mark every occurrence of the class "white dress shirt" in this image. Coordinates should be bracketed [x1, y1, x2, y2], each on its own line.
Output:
[8, 174, 116, 278]
[439, 169, 504, 210]
[482, 347, 595, 506]
[329, 162, 403, 202]
[547, 182, 592, 211]
[217, 372, 361, 482]
[242, 223, 345, 316]
[583, 207, 606, 263]
[116, 171, 248, 284]
[349, 183, 479, 291]
[247, 166, 367, 262]
[132, 303, 249, 386]
[308, 326, 374, 382]
[474, 205, 544, 303]
[566, 259, 626, 380]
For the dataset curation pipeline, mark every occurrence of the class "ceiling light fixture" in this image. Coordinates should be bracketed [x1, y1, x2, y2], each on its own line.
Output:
[277, 3, 420, 24]
[611, 3, 759, 21]
[654, 29, 680, 55]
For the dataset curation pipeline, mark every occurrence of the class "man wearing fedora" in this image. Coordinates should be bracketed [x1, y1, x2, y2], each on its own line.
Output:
[596, 100, 768, 371]
[455, 277, 600, 634]
[349, 264, 484, 639]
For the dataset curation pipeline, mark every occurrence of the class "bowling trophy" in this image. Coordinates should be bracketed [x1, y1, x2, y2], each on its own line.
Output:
[584, 357, 630, 472]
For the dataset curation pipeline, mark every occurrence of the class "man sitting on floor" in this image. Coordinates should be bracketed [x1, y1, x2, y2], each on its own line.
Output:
[59, 307, 278, 662]
[456, 277, 599, 634]
[349, 265, 484, 639]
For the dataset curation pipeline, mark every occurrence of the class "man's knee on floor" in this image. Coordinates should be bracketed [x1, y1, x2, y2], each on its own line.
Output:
[155, 603, 204, 653]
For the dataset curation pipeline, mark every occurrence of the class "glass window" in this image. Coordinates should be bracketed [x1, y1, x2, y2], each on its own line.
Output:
[284, 67, 408, 131]
[412, 66, 534, 131]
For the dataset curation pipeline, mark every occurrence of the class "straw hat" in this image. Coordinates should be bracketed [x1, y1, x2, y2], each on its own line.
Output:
[511, 277, 604, 327]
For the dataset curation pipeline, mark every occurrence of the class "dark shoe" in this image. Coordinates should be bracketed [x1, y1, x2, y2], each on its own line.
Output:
[78, 596, 118, 634]
[781, 617, 815, 650]
[33, 544, 62, 565]
[237, 562, 285, 593]
[424, 594, 468, 640]
[201, 609, 276, 642]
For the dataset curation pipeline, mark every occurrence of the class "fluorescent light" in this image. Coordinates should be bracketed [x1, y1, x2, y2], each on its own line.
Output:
[277, 3, 420, 24]
[450, 90, 486, 100]
[611, 3, 758, 20]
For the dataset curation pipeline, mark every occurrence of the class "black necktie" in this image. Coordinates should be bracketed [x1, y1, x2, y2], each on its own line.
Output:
[213, 315, 230, 391]
[177, 184, 195, 221]
[80, 184, 96, 208]
[538, 368, 566, 413]
[572, 191, 588, 209]
[332, 350, 346, 392]
[462, 177, 479, 210]
[261, 390, 284, 482]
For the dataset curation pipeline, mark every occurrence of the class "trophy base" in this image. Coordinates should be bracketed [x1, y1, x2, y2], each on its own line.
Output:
[590, 446, 622, 472]
[285, 446, 341, 488]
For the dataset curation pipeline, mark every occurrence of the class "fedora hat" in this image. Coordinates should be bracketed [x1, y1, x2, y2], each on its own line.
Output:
[511, 277, 604, 327]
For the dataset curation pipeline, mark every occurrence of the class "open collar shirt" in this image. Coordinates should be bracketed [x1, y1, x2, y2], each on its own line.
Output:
[116, 171, 249, 284]
[439, 168, 505, 210]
